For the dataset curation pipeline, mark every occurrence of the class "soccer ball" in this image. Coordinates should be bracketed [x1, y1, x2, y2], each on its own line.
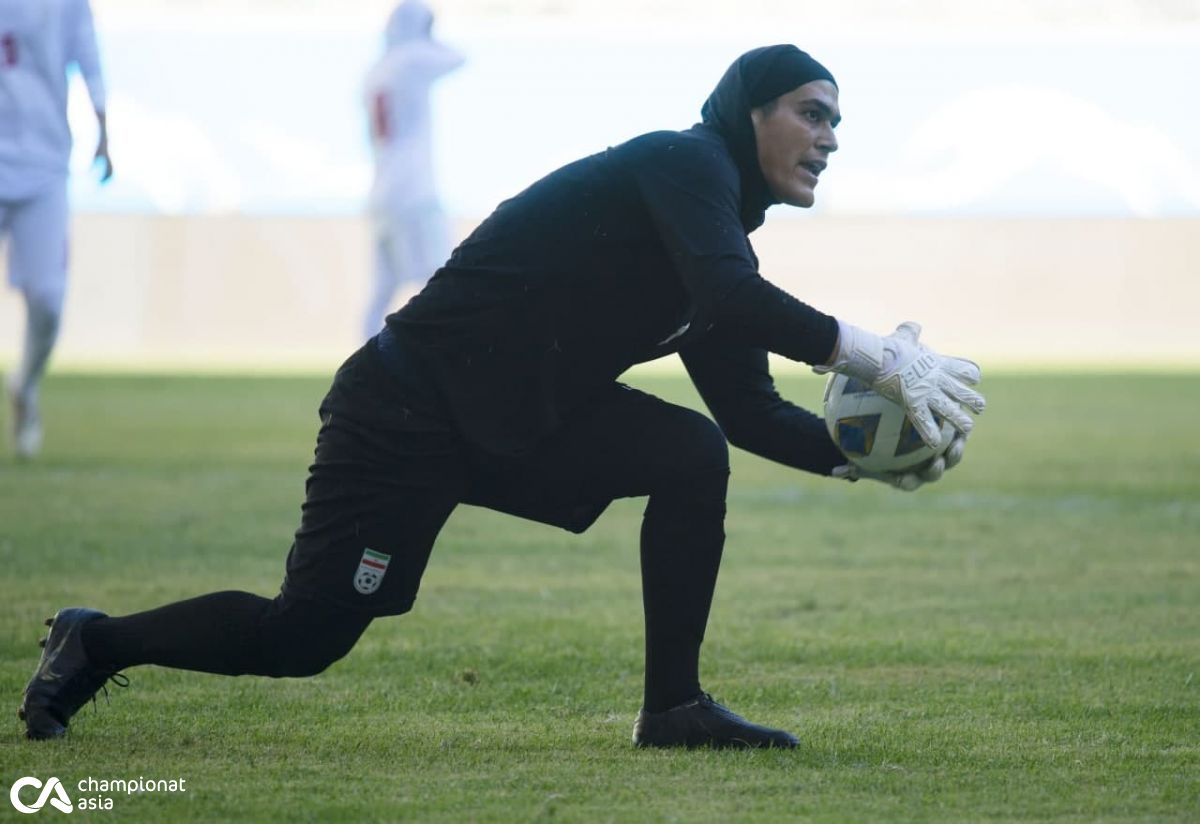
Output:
[822, 373, 955, 473]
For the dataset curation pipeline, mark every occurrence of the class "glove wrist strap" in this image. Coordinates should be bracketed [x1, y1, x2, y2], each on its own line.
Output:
[814, 320, 885, 382]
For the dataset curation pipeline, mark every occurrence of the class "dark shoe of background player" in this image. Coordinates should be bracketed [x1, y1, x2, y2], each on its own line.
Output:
[19, 607, 125, 740]
[632, 692, 798, 749]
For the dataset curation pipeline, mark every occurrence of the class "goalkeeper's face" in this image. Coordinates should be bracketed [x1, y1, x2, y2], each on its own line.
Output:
[751, 80, 840, 208]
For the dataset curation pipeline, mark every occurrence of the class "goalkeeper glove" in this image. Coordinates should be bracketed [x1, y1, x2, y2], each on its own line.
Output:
[817, 320, 985, 447]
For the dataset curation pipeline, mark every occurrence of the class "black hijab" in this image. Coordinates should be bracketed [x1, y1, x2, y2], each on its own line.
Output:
[700, 45, 837, 232]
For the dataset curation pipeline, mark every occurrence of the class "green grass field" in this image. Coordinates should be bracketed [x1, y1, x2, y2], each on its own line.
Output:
[1, 371, 1197, 822]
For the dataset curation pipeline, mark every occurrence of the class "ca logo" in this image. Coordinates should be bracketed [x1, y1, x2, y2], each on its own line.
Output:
[10, 777, 73, 814]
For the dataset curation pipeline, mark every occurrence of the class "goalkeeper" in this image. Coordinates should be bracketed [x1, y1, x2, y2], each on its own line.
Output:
[20, 45, 984, 748]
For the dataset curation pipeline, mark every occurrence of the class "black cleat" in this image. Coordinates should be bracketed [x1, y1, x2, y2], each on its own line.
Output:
[633, 692, 798, 749]
[18, 608, 124, 740]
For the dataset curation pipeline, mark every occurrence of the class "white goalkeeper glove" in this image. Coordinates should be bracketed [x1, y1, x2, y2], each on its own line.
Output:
[817, 320, 985, 447]
[833, 432, 968, 492]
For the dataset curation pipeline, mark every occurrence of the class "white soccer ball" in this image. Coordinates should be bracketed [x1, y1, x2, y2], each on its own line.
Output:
[822, 373, 955, 473]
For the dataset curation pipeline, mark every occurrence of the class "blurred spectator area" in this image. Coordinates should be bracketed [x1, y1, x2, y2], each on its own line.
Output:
[2, 213, 1195, 369]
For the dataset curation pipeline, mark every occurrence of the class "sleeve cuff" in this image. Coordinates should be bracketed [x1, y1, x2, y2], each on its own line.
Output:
[812, 319, 884, 382]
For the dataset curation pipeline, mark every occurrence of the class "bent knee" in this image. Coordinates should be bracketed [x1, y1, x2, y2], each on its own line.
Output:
[646, 411, 730, 510]
[257, 597, 371, 678]
[669, 407, 730, 475]
[263, 645, 353, 678]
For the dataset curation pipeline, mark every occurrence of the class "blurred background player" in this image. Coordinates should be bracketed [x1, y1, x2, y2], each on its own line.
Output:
[0, 0, 111, 459]
[362, 0, 464, 341]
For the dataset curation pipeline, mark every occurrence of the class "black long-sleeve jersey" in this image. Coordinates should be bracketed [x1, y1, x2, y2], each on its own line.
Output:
[387, 120, 844, 476]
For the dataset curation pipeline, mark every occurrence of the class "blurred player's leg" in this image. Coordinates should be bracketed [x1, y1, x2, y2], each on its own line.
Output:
[363, 226, 403, 341]
[411, 205, 450, 288]
[1, 200, 12, 448]
[4, 183, 68, 459]
[363, 207, 449, 342]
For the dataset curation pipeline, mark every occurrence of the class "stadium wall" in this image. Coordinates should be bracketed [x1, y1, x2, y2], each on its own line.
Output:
[2, 214, 1197, 371]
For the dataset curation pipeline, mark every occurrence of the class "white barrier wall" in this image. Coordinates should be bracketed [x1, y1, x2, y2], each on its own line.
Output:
[2, 214, 1198, 370]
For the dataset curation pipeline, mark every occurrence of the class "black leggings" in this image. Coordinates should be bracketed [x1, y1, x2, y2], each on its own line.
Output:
[84, 382, 730, 712]
[85, 592, 369, 678]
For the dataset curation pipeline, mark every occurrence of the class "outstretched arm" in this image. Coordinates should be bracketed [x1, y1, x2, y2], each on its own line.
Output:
[633, 134, 983, 449]
[682, 334, 975, 491]
[681, 335, 843, 476]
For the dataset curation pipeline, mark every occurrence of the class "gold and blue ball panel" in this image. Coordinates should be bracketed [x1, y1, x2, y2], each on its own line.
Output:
[841, 376, 872, 395]
[894, 413, 945, 456]
[835, 414, 881, 458]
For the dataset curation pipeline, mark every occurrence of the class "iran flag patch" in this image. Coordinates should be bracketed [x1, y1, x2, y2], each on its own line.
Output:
[353, 548, 391, 595]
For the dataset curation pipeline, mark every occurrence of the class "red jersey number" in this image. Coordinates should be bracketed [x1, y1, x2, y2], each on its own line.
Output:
[371, 92, 390, 142]
[1, 33, 17, 68]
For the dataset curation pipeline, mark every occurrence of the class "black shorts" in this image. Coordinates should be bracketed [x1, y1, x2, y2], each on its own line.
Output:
[281, 334, 728, 616]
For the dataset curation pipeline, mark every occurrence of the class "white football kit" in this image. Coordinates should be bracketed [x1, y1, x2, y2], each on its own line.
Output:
[0, 0, 107, 457]
[362, 0, 464, 340]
